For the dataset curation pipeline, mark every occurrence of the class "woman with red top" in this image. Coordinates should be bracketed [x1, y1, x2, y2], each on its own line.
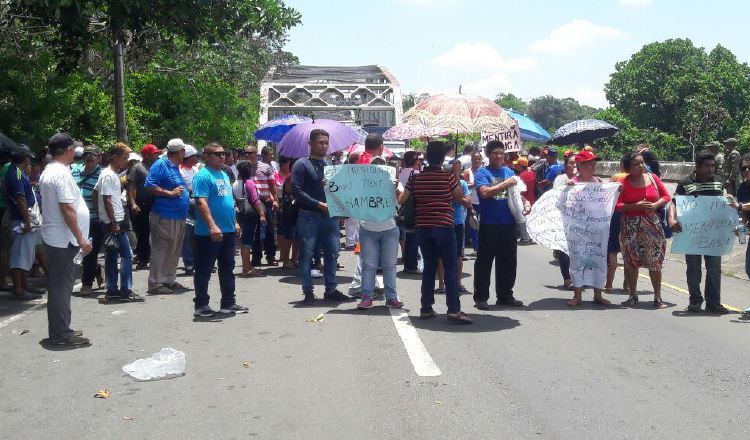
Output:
[615, 152, 671, 308]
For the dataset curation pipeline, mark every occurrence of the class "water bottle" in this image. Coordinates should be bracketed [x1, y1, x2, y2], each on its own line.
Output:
[73, 249, 85, 265]
[737, 218, 746, 245]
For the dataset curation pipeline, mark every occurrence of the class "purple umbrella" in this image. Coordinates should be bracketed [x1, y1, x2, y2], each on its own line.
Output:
[277, 119, 359, 159]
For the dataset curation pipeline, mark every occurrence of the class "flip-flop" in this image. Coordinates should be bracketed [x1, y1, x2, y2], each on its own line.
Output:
[447, 312, 473, 324]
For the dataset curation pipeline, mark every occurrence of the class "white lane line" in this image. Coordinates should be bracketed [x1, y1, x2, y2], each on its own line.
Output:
[0, 282, 80, 330]
[389, 308, 442, 377]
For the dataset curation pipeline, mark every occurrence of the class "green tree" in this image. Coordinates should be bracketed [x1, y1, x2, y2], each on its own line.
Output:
[527, 95, 599, 132]
[495, 93, 528, 113]
[592, 107, 685, 161]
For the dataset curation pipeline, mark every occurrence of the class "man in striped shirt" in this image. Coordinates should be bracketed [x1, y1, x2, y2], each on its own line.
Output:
[245, 144, 279, 266]
[667, 151, 730, 314]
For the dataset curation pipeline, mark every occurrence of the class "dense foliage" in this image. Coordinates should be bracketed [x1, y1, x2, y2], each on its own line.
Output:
[0, 0, 301, 150]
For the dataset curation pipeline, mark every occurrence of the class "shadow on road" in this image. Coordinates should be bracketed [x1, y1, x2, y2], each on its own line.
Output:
[326, 307, 393, 317]
[0, 297, 46, 319]
[527, 297, 627, 311]
[287, 300, 351, 309]
[277, 275, 354, 286]
[38, 339, 92, 351]
[672, 310, 740, 318]
[411, 313, 521, 333]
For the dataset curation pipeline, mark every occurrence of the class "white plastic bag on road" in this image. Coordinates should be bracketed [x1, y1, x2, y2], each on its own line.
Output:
[122, 347, 185, 381]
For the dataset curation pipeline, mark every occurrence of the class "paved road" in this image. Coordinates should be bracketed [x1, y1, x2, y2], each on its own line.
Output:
[1, 240, 749, 440]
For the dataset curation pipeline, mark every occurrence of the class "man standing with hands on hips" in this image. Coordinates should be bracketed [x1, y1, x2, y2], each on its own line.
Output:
[191, 142, 247, 317]
[40, 133, 92, 347]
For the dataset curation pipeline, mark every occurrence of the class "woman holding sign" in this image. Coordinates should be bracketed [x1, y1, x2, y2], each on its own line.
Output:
[615, 152, 671, 308]
[565, 151, 612, 307]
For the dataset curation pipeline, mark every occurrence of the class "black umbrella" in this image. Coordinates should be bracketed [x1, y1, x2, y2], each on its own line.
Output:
[547, 119, 618, 146]
[0, 132, 20, 153]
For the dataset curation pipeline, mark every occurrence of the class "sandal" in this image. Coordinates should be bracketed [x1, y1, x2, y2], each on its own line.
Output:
[621, 296, 639, 306]
[168, 282, 187, 290]
[419, 310, 438, 319]
[593, 296, 611, 306]
[434, 288, 445, 295]
[447, 311, 473, 325]
[567, 297, 582, 307]
[653, 297, 666, 309]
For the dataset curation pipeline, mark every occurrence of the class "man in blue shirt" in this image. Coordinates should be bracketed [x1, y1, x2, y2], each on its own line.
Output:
[473, 141, 530, 310]
[291, 129, 351, 305]
[540, 149, 562, 192]
[5, 145, 40, 300]
[191, 142, 246, 317]
[144, 138, 190, 295]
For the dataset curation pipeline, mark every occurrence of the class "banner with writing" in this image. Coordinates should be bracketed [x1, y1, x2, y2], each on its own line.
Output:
[671, 195, 737, 256]
[481, 123, 522, 153]
[323, 164, 397, 223]
[527, 183, 620, 287]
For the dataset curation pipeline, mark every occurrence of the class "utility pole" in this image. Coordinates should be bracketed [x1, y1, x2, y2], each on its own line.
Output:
[113, 39, 128, 142]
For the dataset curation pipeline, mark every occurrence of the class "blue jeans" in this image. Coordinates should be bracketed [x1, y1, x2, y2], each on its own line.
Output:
[104, 228, 133, 294]
[182, 222, 195, 269]
[403, 230, 421, 270]
[253, 200, 277, 262]
[296, 210, 338, 295]
[416, 226, 460, 314]
[193, 234, 236, 309]
[360, 227, 399, 301]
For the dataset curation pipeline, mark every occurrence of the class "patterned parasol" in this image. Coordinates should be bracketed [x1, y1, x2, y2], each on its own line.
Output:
[382, 122, 451, 140]
[402, 93, 515, 134]
[547, 119, 618, 146]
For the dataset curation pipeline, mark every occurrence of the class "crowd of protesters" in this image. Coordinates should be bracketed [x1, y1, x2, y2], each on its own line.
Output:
[0, 128, 747, 346]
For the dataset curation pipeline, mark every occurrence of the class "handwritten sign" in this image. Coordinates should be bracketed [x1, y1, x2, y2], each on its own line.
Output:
[481, 124, 522, 153]
[323, 164, 397, 223]
[671, 195, 737, 256]
[527, 183, 620, 288]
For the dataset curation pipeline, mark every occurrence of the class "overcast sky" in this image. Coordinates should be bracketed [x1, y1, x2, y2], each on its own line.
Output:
[284, 0, 750, 108]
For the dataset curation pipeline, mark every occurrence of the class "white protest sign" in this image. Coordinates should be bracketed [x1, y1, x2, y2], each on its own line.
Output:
[527, 183, 620, 288]
[526, 187, 567, 252]
[558, 183, 620, 288]
[323, 164, 397, 223]
[481, 123, 522, 153]
[671, 195, 737, 256]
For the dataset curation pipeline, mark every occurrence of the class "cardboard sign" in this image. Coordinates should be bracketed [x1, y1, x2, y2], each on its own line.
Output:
[671, 195, 737, 256]
[323, 164, 397, 223]
[481, 124, 522, 153]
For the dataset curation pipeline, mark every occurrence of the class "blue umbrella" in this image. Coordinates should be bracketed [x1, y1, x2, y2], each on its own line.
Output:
[547, 119, 618, 146]
[254, 114, 312, 142]
[506, 109, 551, 143]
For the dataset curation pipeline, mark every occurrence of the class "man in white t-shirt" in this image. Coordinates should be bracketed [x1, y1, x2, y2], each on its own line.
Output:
[40, 133, 92, 347]
[96, 143, 143, 302]
[355, 134, 404, 310]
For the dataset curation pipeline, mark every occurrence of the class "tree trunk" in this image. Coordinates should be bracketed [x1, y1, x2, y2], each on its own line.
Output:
[113, 40, 128, 142]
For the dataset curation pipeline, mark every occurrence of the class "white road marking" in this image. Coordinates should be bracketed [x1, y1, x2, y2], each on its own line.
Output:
[389, 308, 442, 377]
[0, 283, 80, 330]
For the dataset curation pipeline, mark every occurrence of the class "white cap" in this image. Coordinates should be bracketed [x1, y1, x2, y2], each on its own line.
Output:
[167, 138, 185, 152]
[128, 152, 142, 162]
[74, 146, 84, 158]
[184, 144, 199, 158]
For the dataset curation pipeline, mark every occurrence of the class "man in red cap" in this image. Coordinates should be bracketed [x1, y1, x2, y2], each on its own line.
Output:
[128, 144, 160, 270]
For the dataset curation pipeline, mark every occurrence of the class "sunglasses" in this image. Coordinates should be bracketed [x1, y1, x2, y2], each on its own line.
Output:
[742, 165, 750, 172]
[205, 151, 227, 157]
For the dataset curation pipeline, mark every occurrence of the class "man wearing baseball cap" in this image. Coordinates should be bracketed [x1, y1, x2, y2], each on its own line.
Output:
[144, 138, 190, 294]
[179, 144, 202, 275]
[128, 144, 160, 270]
[40, 133, 92, 346]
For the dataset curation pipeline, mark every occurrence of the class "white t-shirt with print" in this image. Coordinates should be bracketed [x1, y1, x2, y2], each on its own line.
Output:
[40, 161, 90, 248]
[95, 167, 125, 223]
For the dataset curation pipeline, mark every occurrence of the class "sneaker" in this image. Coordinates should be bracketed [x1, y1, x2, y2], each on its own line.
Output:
[474, 301, 490, 310]
[311, 269, 323, 278]
[123, 291, 145, 302]
[385, 299, 404, 309]
[194, 306, 216, 317]
[324, 289, 352, 302]
[104, 290, 125, 302]
[219, 303, 249, 314]
[357, 296, 374, 309]
[348, 290, 362, 299]
[687, 303, 702, 313]
[49, 334, 91, 346]
[75, 285, 94, 297]
[705, 303, 730, 315]
[496, 297, 524, 307]
[302, 294, 317, 305]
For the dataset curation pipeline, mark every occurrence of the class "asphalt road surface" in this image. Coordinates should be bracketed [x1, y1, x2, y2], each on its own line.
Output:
[1, 239, 749, 440]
